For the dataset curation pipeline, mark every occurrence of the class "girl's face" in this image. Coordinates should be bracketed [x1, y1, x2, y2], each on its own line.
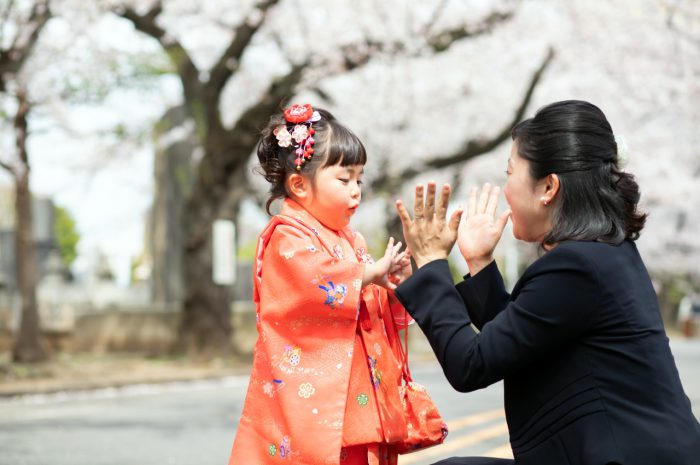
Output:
[302, 163, 364, 231]
[504, 142, 551, 243]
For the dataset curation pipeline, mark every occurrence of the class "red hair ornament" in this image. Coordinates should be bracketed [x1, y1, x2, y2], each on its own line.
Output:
[274, 103, 321, 171]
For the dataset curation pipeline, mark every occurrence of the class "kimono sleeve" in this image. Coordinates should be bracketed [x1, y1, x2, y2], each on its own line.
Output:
[388, 290, 413, 329]
[351, 231, 413, 329]
[259, 223, 366, 324]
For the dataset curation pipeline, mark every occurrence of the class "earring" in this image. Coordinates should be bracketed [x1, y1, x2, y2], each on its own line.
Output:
[540, 196, 548, 206]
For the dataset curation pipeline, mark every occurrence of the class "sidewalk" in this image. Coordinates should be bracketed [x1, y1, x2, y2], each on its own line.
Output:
[4, 332, 693, 399]
[0, 325, 440, 398]
[0, 352, 253, 398]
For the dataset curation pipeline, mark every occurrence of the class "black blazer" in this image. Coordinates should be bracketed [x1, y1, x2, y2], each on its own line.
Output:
[395, 240, 700, 465]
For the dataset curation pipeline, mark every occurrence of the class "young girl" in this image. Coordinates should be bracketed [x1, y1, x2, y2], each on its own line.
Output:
[228, 104, 414, 465]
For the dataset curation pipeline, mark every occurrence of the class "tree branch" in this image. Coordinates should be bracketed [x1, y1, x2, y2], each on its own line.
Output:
[224, 62, 306, 147]
[14, 87, 30, 169]
[339, 39, 399, 71]
[185, 63, 306, 251]
[116, 2, 164, 41]
[206, 0, 280, 100]
[421, 0, 449, 37]
[0, 159, 16, 176]
[426, 10, 515, 52]
[0, 0, 51, 92]
[0, 0, 18, 45]
[117, 1, 202, 103]
[328, 8, 516, 75]
[371, 47, 555, 192]
[426, 47, 554, 169]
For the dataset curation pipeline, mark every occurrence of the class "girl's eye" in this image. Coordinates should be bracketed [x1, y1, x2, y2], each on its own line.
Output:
[338, 178, 349, 184]
[357, 180, 363, 186]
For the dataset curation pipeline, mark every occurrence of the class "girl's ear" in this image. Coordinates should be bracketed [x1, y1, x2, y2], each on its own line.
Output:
[286, 173, 310, 200]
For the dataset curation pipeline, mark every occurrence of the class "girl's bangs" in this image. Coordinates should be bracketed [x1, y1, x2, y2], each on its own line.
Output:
[322, 127, 367, 167]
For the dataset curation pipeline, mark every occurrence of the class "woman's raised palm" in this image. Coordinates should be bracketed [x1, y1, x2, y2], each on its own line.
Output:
[457, 184, 510, 271]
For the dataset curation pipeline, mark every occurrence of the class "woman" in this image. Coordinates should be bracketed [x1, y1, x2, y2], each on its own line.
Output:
[393, 100, 700, 464]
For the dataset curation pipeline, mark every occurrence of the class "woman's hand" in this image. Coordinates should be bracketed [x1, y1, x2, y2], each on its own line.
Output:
[457, 183, 510, 276]
[363, 237, 407, 290]
[395, 182, 463, 269]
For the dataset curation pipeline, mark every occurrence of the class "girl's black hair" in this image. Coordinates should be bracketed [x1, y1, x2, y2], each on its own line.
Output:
[256, 107, 367, 214]
[511, 100, 646, 247]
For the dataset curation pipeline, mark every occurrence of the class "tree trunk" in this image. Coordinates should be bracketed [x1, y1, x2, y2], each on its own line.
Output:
[12, 170, 47, 363]
[178, 165, 251, 357]
[179, 214, 234, 357]
[151, 106, 196, 307]
[0, 3, 52, 363]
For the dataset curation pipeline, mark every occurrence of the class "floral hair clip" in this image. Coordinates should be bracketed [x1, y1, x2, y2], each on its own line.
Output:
[274, 103, 321, 171]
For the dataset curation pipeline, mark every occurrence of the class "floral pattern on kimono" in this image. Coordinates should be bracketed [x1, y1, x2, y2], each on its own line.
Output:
[229, 199, 411, 465]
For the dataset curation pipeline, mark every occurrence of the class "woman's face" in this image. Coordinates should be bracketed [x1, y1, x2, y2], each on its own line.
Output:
[504, 142, 551, 243]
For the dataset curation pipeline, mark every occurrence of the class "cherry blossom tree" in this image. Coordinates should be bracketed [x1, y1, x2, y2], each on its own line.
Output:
[105, 0, 554, 356]
[0, 0, 52, 363]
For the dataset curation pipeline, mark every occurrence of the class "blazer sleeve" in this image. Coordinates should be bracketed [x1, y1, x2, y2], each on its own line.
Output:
[395, 249, 599, 392]
[455, 260, 511, 330]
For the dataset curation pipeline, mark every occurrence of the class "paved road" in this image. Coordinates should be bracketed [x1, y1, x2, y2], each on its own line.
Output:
[1, 340, 698, 465]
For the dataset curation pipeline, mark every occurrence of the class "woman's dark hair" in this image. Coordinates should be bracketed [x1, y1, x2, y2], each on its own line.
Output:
[256, 107, 367, 214]
[511, 100, 646, 246]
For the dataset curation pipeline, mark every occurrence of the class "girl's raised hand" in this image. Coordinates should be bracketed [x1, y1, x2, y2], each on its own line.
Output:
[389, 248, 412, 286]
[457, 183, 510, 276]
[363, 237, 405, 290]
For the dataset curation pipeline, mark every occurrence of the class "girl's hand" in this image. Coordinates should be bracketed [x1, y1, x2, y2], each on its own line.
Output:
[395, 182, 463, 268]
[363, 238, 405, 290]
[457, 183, 510, 276]
[389, 248, 412, 286]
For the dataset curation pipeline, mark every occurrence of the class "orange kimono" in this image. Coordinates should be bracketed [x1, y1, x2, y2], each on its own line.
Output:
[229, 199, 410, 465]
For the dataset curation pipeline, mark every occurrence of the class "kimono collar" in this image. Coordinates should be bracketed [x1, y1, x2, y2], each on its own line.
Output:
[279, 198, 357, 249]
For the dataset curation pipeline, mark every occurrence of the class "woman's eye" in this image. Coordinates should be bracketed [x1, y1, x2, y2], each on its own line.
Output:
[504, 170, 511, 176]
[357, 180, 363, 186]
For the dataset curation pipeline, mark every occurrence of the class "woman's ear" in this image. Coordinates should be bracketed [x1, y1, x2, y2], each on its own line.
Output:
[286, 173, 309, 200]
[543, 173, 560, 203]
